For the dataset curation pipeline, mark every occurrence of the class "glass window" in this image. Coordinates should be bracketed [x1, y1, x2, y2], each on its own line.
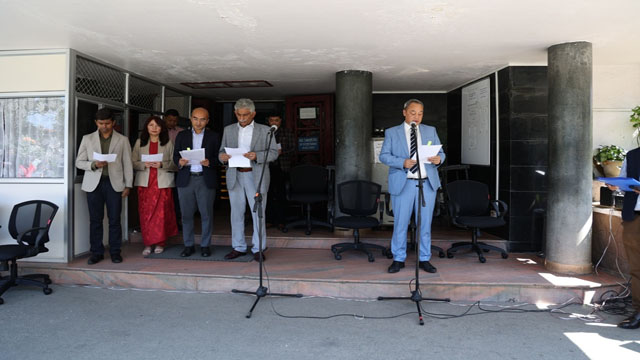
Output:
[0, 97, 65, 178]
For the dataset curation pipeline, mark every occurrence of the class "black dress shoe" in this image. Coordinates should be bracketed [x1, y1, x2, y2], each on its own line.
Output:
[419, 261, 437, 273]
[180, 246, 195, 257]
[87, 254, 104, 265]
[224, 250, 247, 260]
[111, 254, 123, 263]
[618, 312, 640, 329]
[201, 246, 211, 257]
[253, 252, 266, 262]
[388, 261, 405, 273]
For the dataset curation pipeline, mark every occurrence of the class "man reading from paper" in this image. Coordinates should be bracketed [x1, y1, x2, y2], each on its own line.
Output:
[379, 99, 445, 274]
[173, 107, 220, 258]
[218, 98, 279, 262]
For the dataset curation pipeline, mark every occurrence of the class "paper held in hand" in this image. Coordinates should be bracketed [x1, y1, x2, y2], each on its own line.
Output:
[141, 154, 163, 162]
[225, 147, 251, 168]
[93, 152, 117, 163]
[417, 145, 442, 164]
[179, 148, 205, 164]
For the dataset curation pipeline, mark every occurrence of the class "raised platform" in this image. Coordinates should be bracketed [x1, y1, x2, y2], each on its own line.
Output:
[18, 226, 624, 304]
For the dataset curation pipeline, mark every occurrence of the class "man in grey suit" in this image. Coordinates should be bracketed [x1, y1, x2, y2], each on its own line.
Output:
[219, 98, 279, 261]
[75, 108, 133, 265]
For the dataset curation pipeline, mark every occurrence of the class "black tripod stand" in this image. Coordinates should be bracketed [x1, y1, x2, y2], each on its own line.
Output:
[378, 124, 449, 325]
[232, 127, 302, 318]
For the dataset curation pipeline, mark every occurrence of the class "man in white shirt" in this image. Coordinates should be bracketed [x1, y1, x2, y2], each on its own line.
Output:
[219, 99, 279, 261]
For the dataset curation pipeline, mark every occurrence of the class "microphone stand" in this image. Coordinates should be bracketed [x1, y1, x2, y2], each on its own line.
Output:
[378, 123, 449, 325]
[232, 126, 302, 318]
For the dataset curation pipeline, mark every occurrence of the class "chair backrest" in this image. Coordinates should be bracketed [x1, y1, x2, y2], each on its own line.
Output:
[446, 180, 490, 217]
[289, 164, 329, 194]
[337, 180, 381, 217]
[8, 200, 58, 247]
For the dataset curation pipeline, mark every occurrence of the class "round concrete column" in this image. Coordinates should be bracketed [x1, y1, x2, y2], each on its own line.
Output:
[335, 70, 373, 188]
[545, 42, 593, 274]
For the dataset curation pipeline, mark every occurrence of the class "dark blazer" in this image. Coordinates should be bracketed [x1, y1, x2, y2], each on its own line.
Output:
[623, 147, 640, 222]
[173, 128, 221, 189]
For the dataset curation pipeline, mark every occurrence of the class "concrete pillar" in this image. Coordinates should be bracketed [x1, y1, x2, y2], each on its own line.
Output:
[335, 70, 373, 188]
[545, 42, 593, 275]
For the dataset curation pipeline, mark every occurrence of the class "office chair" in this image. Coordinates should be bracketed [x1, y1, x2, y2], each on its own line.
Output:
[445, 180, 509, 263]
[0, 200, 58, 304]
[284, 164, 333, 235]
[331, 180, 387, 262]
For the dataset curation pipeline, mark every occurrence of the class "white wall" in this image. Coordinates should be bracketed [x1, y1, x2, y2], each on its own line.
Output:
[593, 64, 640, 153]
[0, 53, 67, 92]
[0, 50, 69, 262]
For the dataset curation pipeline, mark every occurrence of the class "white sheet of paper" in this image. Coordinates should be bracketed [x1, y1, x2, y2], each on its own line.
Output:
[225, 147, 251, 168]
[141, 154, 163, 162]
[179, 148, 205, 164]
[418, 145, 442, 164]
[93, 152, 117, 163]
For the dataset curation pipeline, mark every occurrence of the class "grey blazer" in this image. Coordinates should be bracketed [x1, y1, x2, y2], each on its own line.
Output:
[75, 130, 134, 192]
[218, 122, 279, 192]
[131, 139, 178, 189]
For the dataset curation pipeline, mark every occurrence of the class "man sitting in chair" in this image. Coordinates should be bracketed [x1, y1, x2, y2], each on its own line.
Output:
[379, 99, 445, 274]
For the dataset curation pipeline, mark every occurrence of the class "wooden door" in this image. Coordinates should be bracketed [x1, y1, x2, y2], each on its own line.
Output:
[285, 94, 334, 166]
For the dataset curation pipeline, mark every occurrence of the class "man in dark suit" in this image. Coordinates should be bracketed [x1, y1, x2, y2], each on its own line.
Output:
[379, 99, 445, 274]
[607, 147, 640, 329]
[173, 107, 220, 257]
[219, 98, 279, 261]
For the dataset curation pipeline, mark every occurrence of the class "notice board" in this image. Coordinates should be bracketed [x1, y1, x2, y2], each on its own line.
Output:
[461, 77, 491, 166]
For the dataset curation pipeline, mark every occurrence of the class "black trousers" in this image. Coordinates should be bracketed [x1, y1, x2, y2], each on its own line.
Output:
[87, 178, 123, 256]
[266, 165, 288, 225]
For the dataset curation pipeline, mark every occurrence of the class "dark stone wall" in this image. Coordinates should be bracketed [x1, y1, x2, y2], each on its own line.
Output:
[499, 66, 548, 252]
[446, 68, 548, 251]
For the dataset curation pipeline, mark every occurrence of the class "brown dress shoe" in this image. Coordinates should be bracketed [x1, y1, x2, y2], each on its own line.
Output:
[224, 250, 247, 260]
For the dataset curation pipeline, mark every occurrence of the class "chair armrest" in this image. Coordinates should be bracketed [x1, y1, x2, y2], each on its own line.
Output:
[490, 200, 509, 218]
[384, 192, 394, 217]
[17, 226, 49, 247]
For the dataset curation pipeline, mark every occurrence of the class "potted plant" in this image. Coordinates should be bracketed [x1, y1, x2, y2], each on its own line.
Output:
[594, 145, 626, 177]
[631, 105, 640, 146]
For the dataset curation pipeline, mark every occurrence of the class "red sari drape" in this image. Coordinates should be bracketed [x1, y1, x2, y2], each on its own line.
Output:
[138, 141, 178, 246]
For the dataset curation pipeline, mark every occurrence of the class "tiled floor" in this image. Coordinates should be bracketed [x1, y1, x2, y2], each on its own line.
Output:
[20, 224, 625, 304]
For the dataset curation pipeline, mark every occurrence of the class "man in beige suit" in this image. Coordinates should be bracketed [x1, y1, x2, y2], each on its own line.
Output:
[76, 108, 133, 265]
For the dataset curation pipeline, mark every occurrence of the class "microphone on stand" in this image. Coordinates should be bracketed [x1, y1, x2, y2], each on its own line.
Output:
[269, 124, 278, 133]
[410, 121, 417, 129]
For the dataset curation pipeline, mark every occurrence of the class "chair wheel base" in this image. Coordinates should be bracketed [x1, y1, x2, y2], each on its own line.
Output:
[447, 252, 454, 259]
[501, 253, 509, 259]
[479, 257, 486, 263]
[438, 251, 446, 258]
[43, 288, 52, 295]
[334, 254, 342, 260]
[45, 278, 52, 285]
[368, 256, 375, 262]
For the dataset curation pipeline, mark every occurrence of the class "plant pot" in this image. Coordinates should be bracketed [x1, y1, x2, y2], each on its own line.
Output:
[602, 160, 623, 177]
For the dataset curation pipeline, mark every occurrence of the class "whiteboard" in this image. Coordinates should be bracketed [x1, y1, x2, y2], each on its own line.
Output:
[461, 77, 491, 166]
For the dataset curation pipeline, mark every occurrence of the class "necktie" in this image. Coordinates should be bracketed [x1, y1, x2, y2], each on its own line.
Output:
[410, 127, 418, 174]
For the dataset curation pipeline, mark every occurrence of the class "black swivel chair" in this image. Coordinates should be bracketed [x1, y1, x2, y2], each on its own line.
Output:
[0, 200, 58, 304]
[445, 180, 509, 263]
[331, 180, 387, 262]
[284, 164, 333, 235]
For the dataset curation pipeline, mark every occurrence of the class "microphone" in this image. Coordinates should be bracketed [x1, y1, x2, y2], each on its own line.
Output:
[410, 121, 417, 129]
[269, 124, 278, 133]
